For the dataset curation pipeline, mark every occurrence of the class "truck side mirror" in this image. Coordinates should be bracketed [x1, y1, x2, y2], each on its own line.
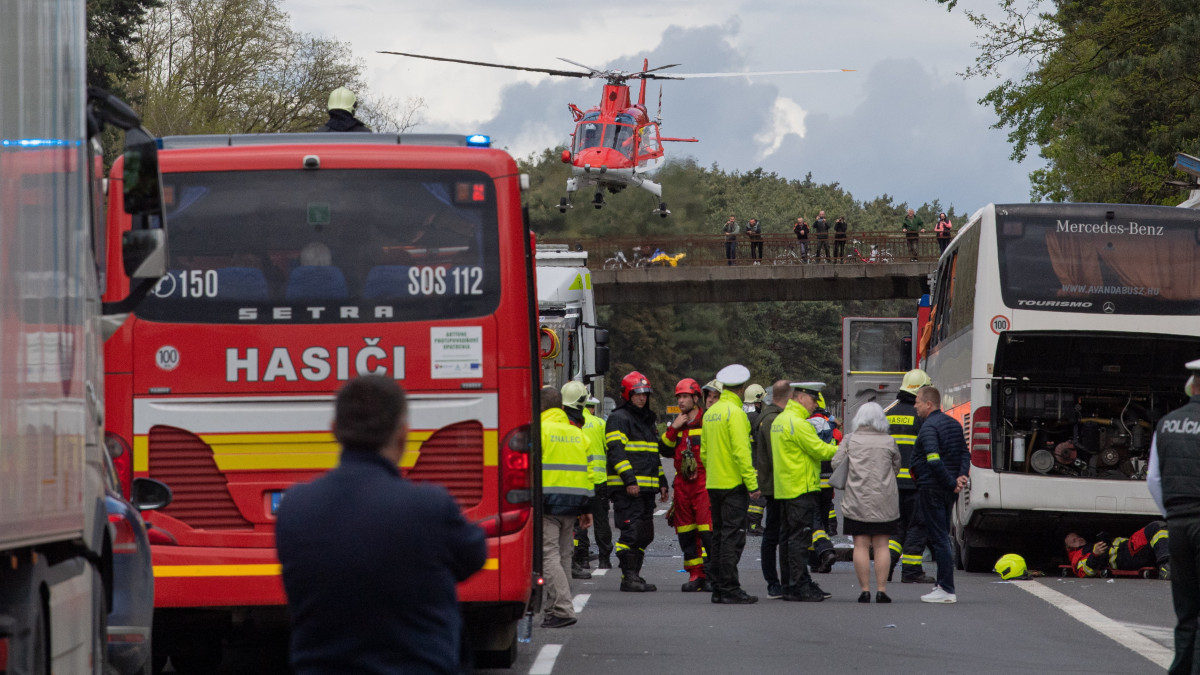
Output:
[122, 127, 163, 217]
[131, 477, 173, 511]
[594, 328, 610, 375]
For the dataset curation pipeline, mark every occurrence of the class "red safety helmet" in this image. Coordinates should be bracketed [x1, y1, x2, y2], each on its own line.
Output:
[674, 378, 702, 399]
[620, 371, 653, 401]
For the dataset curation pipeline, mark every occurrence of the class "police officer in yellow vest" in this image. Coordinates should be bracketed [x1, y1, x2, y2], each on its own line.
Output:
[572, 391, 614, 571]
[539, 386, 594, 629]
[701, 364, 762, 604]
[883, 369, 937, 584]
[772, 381, 839, 602]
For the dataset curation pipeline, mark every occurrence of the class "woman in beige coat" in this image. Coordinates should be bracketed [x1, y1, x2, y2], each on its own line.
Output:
[832, 402, 901, 603]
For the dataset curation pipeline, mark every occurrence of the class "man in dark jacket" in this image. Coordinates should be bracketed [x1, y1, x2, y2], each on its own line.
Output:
[911, 385, 969, 603]
[276, 376, 486, 674]
[812, 210, 831, 263]
[1149, 358, 1200, 674]
[884, 369, 936, 584]
[316, 86, 372, 133]
[607, 371, 668, 591]
[753, 380, 789, 597]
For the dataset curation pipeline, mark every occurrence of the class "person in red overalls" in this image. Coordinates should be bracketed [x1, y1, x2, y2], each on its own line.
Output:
[660, 378, 714, 592]
[1066, 522, 1170, 578]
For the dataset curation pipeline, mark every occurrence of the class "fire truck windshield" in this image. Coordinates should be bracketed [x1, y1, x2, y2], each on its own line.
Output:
[137, 168, 501, 324]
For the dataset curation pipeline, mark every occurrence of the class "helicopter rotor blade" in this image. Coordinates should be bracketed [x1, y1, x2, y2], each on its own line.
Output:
[668, 68, 855, 79]
[379, 51, 593, 78]
[639, 63, 682, 74]
[556, 57, 605, 76]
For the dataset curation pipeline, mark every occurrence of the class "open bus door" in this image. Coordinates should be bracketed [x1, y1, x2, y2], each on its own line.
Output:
[841, 317, 918, 425]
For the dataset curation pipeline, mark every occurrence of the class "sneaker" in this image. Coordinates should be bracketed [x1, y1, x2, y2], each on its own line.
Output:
[811, 583, 833, 600]
[902, 574, 937, 584]
[767, 583, 783, 599]
[719, 589, 759, 604]
[921, 586, 957, 604]
[782, 589, 825, 602]
[541, 615, 577, 628]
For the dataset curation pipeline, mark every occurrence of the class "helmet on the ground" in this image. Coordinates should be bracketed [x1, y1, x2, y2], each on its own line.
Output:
[900, 368, 933, 393]
[993, 553, 1027, 580]
[744, 384, 765, 404]
[620, 371, 652, 401]
[674, 378, 702, 398]
[328, 87, 357, 113]
[561, 381, 589, 409]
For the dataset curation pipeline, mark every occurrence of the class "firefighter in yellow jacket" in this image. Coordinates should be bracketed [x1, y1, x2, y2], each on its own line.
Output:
[539, 386, 594, 628]
[771, 381, 838, 602]
[701, 364, 761, 604]
[573, 392, 613, 570]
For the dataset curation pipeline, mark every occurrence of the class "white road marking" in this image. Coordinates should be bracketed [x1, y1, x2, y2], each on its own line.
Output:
[572, 593, 590, 613]
[529, 644, 562, 675]
[1013, 580, 1173, 669]
[591, 568, 607, 576]
[654, 509, 667, 516]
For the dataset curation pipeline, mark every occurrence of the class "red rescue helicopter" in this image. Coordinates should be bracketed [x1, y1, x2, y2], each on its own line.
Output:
[379, 50, 852, 217]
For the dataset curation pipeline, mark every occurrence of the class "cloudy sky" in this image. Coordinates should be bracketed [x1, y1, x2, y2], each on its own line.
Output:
[287, 0, 1041, 214]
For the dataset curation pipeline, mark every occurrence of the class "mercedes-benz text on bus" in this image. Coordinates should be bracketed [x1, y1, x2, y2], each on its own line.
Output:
[921, 203, 1200, 572]
[102, 134, 538, 669]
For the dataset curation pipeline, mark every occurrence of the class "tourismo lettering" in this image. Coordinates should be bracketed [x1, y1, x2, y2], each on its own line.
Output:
[226, 338, 405, 382]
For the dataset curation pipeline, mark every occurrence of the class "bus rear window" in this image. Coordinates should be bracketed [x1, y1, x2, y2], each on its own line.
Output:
[135, 169, 501, 324]
[996, 205, 1200, 316]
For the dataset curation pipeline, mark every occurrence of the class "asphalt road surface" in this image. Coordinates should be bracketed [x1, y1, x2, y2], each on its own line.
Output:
[195, 506, 1176, 674]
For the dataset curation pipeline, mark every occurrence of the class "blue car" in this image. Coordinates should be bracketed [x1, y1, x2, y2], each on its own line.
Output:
[102, 448, 172, 675]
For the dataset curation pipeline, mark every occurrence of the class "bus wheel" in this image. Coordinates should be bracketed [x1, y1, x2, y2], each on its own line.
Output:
[473, 620, 518, 669]
[961, 543, 996, 574]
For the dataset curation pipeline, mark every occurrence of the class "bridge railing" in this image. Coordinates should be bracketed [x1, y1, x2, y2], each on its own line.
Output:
[541, 232, 944, 268]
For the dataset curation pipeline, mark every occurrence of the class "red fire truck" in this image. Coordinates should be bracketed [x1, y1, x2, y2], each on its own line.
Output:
[102, 133, 540, 670]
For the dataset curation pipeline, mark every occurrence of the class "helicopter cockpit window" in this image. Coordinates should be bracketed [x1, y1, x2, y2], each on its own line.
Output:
[605, 123, 636, 159]
[576, 122, 602, 151]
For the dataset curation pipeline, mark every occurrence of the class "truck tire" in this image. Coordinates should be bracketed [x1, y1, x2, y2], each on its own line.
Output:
[961, 542, 997, 574]
[472, 619, 518, 669]
[92, 566, 108, 675]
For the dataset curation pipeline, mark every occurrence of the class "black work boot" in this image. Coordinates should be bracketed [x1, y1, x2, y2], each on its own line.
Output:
[571, 561, 592, 580]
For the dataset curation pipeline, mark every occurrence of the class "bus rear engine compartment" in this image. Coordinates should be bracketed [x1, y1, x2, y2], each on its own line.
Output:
[997, 386, 1182, 480]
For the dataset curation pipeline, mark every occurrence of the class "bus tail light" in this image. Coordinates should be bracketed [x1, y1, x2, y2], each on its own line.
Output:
[971, 406, 992, 468]
[104, 432, 134, 498]
[492, 424, 532, 537]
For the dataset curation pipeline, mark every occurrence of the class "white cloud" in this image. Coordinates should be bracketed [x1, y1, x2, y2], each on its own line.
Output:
[755, 97, 808, 161]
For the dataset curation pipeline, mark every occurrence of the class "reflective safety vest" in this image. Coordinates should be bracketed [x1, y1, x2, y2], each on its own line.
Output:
[605, 403, 666, 492]
[541, 408, 593, 516]
[884, 393, 922, 491]
[771, 400, 837, 500]
[700, 389, 758, 491]
[582, 409, 608, 485]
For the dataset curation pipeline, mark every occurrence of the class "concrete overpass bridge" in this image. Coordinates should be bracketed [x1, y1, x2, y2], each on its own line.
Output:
[542, 233, 938, 304]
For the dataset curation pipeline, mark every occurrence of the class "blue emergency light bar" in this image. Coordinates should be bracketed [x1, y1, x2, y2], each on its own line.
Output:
[466, 134, 491, 148]
[1, 138, 82, 148]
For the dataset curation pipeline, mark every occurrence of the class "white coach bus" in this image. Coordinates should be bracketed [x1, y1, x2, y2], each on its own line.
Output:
[920, 203, 1200, 571]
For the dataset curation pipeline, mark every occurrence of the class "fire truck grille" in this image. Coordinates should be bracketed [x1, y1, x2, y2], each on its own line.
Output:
[405, 420, 484, 509]
[147, 425, 253, 530]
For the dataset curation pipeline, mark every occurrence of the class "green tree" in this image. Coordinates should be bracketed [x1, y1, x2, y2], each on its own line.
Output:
[88, 0, 160, 100]
[937, 0, 1200, 204]
[127, 0, 422, 135]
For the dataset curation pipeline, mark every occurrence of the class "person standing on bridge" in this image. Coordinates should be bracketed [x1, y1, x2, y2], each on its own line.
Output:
[912, 385, 969, 604]
[793, 217, 810, 263]
[276, 376, 486, 673]
[722, 215, 739, 266]
[1147, 358, 1200, 675]
[659, 378, 714, 592]
[934, 212, 954, 254]
[812, 210, 832, 263]
[607, 371, 667, 592]
[701, 364, 761, 604]
[746, 217, 764, 264]
[901, 208, 925, 261]
[833, 216, 849, 262]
